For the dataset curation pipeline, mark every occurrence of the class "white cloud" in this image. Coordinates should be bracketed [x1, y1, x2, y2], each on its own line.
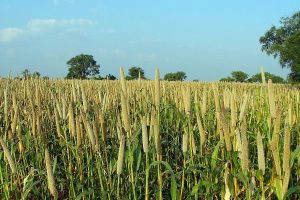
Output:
[112, 49, 127, 59]
[0, 28, 24, 42]
[4, 48, 16, 57]
[27, 18, 95, 31]
[0, 18, 96, 43]
[102, 28, 116, 34]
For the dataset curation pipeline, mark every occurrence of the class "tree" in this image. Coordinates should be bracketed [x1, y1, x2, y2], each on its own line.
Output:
[127, 67, 145, 80]
[219, 77, 235, 82]
[231, 71, 248, 82]
[248, 72, 285, 83]
[21, 69, 41, 79]
[22, 69, 30, 79]
[43, 76, 49, 80]
[219, 70, 248, 82]
[164, 71, 187, 81]
[259, 11, 300, 82]
[105, 74, 117, 80]
[66, 54, 100, 79]
[32, 71, 41, 79]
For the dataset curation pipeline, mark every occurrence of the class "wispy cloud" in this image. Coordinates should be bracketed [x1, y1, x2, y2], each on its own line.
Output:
[0, 18, 96, 43]
[102, 28, 116, 34]
[53, 0, 59, 6]
[27, 19, 95, 31]
[0, 28, 25, 43]
[112, 49, 127, 59]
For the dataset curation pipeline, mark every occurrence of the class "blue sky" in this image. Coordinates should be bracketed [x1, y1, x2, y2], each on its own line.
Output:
[0, 0, 298, 80]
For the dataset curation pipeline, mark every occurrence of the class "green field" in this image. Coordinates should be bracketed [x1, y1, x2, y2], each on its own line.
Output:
[0, 69, 299, 199]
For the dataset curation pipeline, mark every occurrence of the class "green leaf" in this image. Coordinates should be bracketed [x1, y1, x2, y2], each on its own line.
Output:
[150, 161, 177, 200]
[202, 180, 212, 193]
[22, 180, 40, 200]
[75, 189, 94, 200]
[211, 140, 223, 170]
[284, 186, 300, 200]
[255, 169, 264, 181]
[274, 178, 283, 200]
[236, 171, 248, 186]
[191, 182, 201, 196]
[232, 151, 240, 168]
[290, 146, 300, 168]
[53, 156, 57, 174]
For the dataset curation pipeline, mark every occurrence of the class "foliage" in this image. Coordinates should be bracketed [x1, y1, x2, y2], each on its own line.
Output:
[104, 74, 117, 80]
[32, 72, 41, 79]
[220, 71, 248, 82]
[259, 11, 300, 82]
[164, 71, 187, 81]
[248, 72, 285, 83]
[127, 67, 146, 80]
[21, 69, 30, 79]
[219, 77, 235, 82]
[21, 69, 41, 79]
[66, 54, 100, 79]
[231, 71, 248, 82]
[220, 70, 285, 83]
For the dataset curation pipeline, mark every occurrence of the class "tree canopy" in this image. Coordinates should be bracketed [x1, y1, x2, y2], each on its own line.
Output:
[219, 77, 235, 82]
[220, 71, 248, 82]
[22, 69, 30, 79]
[248, 72, 285, 83]
[21, 69, 42, 79]
[231, 71, 248, 82]
[259, 11, 300, 82]
[126, 67, 145, 80]
[220, 70, 285, 83]
[66, 54, 100, 79]
[164, 71, 187, 81]
[104, 74, 117, 80]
